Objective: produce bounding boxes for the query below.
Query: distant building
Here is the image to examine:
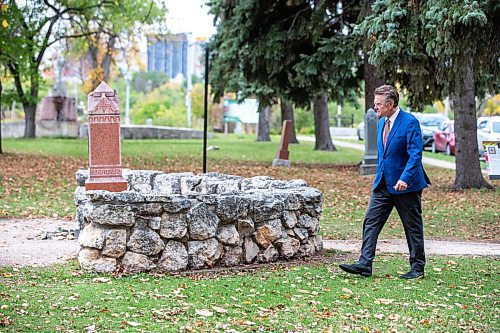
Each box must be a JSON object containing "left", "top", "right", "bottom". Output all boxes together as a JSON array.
[{"left": 147, "top": 33, "right": 188, "bottom": 79}]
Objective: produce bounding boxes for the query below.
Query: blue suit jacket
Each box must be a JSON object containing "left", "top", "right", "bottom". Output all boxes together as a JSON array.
[{"left": 373, "top": 109, "right": 430, "bottom": 194}]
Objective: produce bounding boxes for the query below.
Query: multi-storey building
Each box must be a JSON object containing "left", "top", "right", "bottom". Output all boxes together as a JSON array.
[{"left": 147, "top": 33, "right": 188, "bottom": 79}]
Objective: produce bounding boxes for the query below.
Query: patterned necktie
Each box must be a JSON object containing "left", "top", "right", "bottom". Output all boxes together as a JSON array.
[{"left": 383, "top": 118, "right": 391, "bottom": 148}]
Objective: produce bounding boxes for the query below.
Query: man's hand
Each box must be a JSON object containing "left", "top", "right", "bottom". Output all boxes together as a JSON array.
[{"left": 394, "top": 180, "right": 408, "bottom": 191}]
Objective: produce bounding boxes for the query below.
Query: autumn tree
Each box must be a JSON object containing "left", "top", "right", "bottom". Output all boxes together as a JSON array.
[
  {"left": 67, "top": 1, "right": 166, "bottom": 93},
  {"left": 0, "top": 0, "right": 165, "bottom": 138},
  {"left": 208, "top": 0, "right": 363, "bottom": 148},
  {"left": 359, "top": 0, "right": 499, "bottom": 189}
]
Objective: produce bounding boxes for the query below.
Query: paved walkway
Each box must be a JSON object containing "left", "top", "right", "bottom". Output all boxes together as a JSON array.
[
  {"left": 298, "top": 135, "right": 470, "bottom": 171},
  {"left": 323, "top": 239, "right": 500, "bottom": 256}
]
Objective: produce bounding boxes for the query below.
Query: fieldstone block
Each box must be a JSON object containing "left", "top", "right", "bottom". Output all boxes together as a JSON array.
[
  {"left": 217, "top": 225, "right": 239, "bottom": 246},
  {"left": 153, "top": 173, "right": 193, "bottom": 195},
  {"left": 275, "top": 236, "right": 300, "bottom": 258},
  {"left": 160, "top": 212, "right": 188, "bottom": 239},
  {"left": 243, "top": 237, "right": 259, "bottom": 263},
  {"left": 148, "top": 216, "right": 162, "bottom": 230},
  {"left": 138, "top": 203, "right": 163, "bottom": 215},
  {"left": 282, "top": 210, "right": 298, "bottom": 228},
  {"left": 75, "top": 169, "right": 89, "bottom": 186},
  {"left": 121, "top": 251, "right": 156, "bottom": 272},
  {"left": 293, "top": 227, "right": 308, "bottom": 242},
  {"left": 188, "top": 202, "right": 219, "bottom": 240},
  {"left": 85, "top": 204, "right": 135, "bottom": 226},
  {"left": 129, "top": 170, "right": 161, "bottom": 194},
  {"left": 254, "top": 219, "right": 282, "bottom": 248},
  {"left": 187, "top": 238, "right": 222, "bottom": 269},
  {"left": 216, "top": 195, "right": 250, "bottom": 223},
  {"left": 102, "top": 229, "right": 127, "bottom": 258},
  {"left": 79, "top": 248, "right": 116, "bottom": 273},
  {"left": 237, "top": 219, "right": 255, "bottom": 237},
  {"left": 78, "top": 223, "right": 106, "bottom": 249},
  {"left": 158, "top": 241, "right": 188, "bottom": 271},
  {"left": 127, "top": 227, "right": 165, "bottom": 256},
  {"left": 253, "top": 194, "right": 285, "bottom": 223},
  {"left": 297, "top": 243, "right": 315, "bottom": 257},
  {"left": 181, "top": 176, "right": 202, "bottom": 194},
  {"left": 220, "top": 246, "right": 242, "bottom": 266},
  {"left": 257, "top": 245, "right": 279, "bottom": 263},
  {"left": 163, "top": 196, "right": 191, "bottom": 213}
]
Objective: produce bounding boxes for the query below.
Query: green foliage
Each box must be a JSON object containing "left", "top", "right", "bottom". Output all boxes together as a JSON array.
[
  {"left": 358, "top": 0, "right": 499, "bottom": 108},
  {"left": 132, "top": 71, "right": 168, "bottom": 94},
  {"left": 191, "top": 82, "right": 211, "bottom": 120},
  {"left": 208, "top": 0, "right": 364, "bottom": 106},
  {"left": 130, "top": 83, "right": 186, "bottom": 127}
]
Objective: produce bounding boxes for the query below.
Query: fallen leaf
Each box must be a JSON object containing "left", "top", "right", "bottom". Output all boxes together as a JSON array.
[
  {"left": 212, "top": 306, "right": 228, "bottom": 313},
  {"left": 195, "top": 309, "right": 213, "bottom": 317},
  {"left": 388, "top": 314, "right": 400, "bottom": 321},
  {"left": 93, "top": 277, "right": 110, "bottom": 283},
  {"left": 375, "top": 298, "right": 394, "bottom": 305},
  {"left": 123, "top": 321, "right": 140, "bottom": 327}
]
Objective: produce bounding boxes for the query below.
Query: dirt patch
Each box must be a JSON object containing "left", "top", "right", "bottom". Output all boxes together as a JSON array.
[{"left": 0, "top": 218, "right": 79, "bottom": 267}]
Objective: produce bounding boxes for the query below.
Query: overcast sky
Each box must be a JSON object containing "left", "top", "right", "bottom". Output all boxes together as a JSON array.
[{"left": 165, "top": 0, "right": 216, "bottom": 39}]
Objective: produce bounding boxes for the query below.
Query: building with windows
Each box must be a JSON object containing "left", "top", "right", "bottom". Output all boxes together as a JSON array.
[{"left": 147, "top": 33, "right": 188, "bottom": 80}]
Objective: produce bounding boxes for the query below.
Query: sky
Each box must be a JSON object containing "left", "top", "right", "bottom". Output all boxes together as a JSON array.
[{"left": 165, "top": 0, "right": 216, "bottom": 39}]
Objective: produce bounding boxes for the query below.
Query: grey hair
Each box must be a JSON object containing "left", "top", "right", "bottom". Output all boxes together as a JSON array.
[{"left": 374, "top": 85, "right": 399, "bottom": 106}]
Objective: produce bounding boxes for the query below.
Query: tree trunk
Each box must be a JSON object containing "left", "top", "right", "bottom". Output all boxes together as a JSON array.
[
  {"left": 313, "top": 92, "right": 335, "bottom": 151},
  {"left": 0, "top": 77, "right": 3, "bottom": 154},
  {"left": 364, "top": 58, "right": 386, "bottom": 111},
  {"left": 257, "top": 100, "right": 271, "bottom": 142},
  {"left": 280, "top": 99, "right": 298, "bottom": 144},
  {"left": 452, "top": 58, "right": 492, "bottom": 189},
  {"left": 23, "top": 103, "right": 37, "bottom": 138},
  {"left": 101, "top": 36, "right": 116, "bottom": 82}
]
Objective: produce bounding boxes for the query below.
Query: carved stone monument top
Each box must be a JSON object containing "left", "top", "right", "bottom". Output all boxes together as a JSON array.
[{"left": 88, "top": 81, "right": 120, "bottom": 115}]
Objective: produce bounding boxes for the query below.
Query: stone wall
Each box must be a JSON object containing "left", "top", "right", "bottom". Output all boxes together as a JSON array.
[
  {"left": 75, "top": 170, "right": 323, "bottom": 273},
  {"left": 1, "top": 121, "right": 80, "bottom": 138},
  {"left": 79, "top": 124, "right": 212, "bottom": 140}
]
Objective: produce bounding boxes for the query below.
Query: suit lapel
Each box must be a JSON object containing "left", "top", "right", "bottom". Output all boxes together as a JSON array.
[
  {"left": 384, "top": 111, "right": 404, "bottom": 154},
  {"left": 378, "top": 118, "right": 385, "bottom": 153}
]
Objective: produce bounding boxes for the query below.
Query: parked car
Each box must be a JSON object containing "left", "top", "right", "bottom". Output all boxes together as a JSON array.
[
  {"left": 412, "top": 113, "right": 449, "bottom": 148},
  {"left": 432, "top": 120, "right": 455, "bottom": 155},
  {"left": 357, "top": 121, "right": 365, "bottom": 140},
  {"left": 477, "top": 116, "right": 500, "bottom": 155}
]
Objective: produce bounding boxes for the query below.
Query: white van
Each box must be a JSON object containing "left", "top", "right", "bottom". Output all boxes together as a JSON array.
[{"left": 477, "top": 116, "right": 500, "bottom": 154}]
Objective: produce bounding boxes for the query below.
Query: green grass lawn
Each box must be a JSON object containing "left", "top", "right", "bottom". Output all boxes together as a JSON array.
[
  {"left": 0, "top": 254, "right": 498, "bottom": 332},
  {"left": 2, "top": 135, "right": 364, "bottom": 164}
]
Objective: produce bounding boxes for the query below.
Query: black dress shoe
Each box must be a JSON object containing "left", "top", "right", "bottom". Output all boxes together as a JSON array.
[
  {"left": 399, "top": 271, "right": 424, "bottom": 279},
  {"left": 339, "top": 263, "right": 372, "bottom": 277}
]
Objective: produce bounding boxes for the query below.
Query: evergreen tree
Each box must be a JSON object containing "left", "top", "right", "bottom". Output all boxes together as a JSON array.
[{"left": 359, "top": 0, "right": 499, "bottom": 189}]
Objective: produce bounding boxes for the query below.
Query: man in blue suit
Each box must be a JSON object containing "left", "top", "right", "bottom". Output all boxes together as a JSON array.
[{"left": 340, "top": 85, "right": 430, "bottom": 279}]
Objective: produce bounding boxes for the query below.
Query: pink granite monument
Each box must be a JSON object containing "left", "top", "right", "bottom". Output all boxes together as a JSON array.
[
  {"left": 85, "top": 82, "right": 128, "bottom": 192},
  {"left": 272, "top": 120, "right": 292, "bottom": 167}
]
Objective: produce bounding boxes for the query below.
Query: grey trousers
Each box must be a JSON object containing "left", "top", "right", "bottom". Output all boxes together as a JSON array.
[{"left": 358, "top": 180, "right": 426, "bottom": 272}]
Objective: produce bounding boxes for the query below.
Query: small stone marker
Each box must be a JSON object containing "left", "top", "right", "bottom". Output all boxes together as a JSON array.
[
  {"left": 85, "top": 82, "right": 128, "bottom": 192},
  {"left": 359, "top": 108, "right": 378, "bottom": 175},
  {"left": 272, "top": 120, "right": 292, "bottom": 167}
]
